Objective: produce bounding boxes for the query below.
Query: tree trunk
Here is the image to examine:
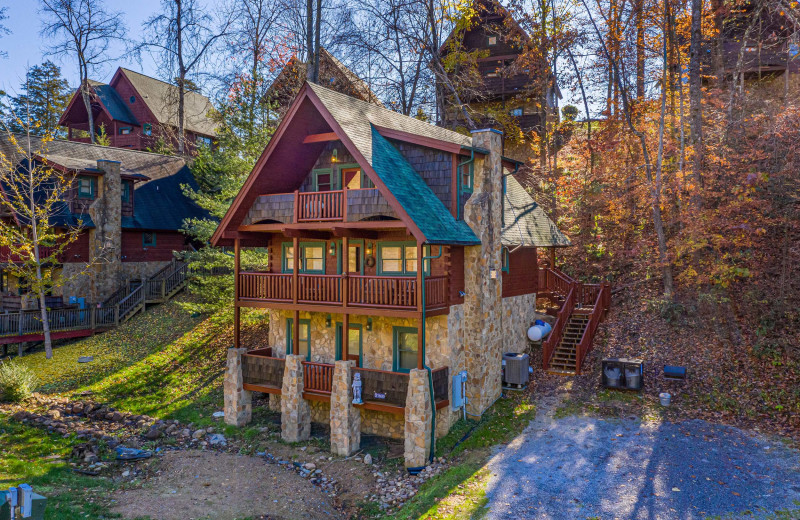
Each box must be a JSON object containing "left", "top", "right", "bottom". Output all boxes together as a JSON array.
[
  {"left": 635, "top": 0, "right": 645, "bottom": 98},
  {"left": 314, "top": 0, "right": 322, "bottom": 82},
  {"left": 80, "top": 79, "right": 95, "bottom": 144},
  {"left": 689, "top": 0, "right": 704, "bottom": 199},
  {"left": 306, "top": 0, "right": 315, "bottom": 82},
  {"left": 38, "top": 288, "right": 53, "bottom": 359},
  {"left": 177, "top": 0, "right": 186, "bottom": 154}
]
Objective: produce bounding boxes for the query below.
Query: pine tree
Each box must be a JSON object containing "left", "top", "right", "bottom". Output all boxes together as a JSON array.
[{"left": 9, "top": 62, "right": 71, "bottom": 138}]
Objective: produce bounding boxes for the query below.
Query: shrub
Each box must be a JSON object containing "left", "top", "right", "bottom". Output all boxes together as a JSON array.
[{"left": 0, "top": 360, "right": 38, "bottom": 402}]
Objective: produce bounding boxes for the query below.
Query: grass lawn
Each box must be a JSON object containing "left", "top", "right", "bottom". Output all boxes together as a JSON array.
[
  {"left": 0, "top": 413, "right": 122, "bottom": 519},
  {"left": 381, "top": 393, "right": 536, "bottom": 520}
]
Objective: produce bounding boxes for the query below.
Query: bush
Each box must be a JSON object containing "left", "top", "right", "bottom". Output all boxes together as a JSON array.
[{"left": 0, "top": 360, "right": 38, "bottom": 402}]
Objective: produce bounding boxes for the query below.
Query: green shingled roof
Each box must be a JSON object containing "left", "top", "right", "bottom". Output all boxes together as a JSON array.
[
  {"left": 370, "top": 127, "right": 479, "bottom": 245},
  {"left": 503, "top": 175, "right": 571, "bottom": 247}
]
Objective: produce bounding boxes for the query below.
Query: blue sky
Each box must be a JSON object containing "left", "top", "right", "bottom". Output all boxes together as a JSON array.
[{"left": 0, "top": 0, "right": 167, "bottom": 94}]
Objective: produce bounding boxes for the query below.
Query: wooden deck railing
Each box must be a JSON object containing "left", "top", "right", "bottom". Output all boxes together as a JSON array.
[
  {"left": 298, "top": 275, "right": 342, "bottom": 304},
  {"left": 574, "top": 285, "right": 609, "bottom": 374},
  {"left": 303, "top": 361, "right": 334, "bottom": 394},
  {"left": 297, "top": 190, "right": 345, "bottom": 221},
  {"left": 238, "top": 272, "right": 448, "bottom": 311},
  {"left": 352, "top": 366, "right": 410, "bottom": 407},
  {"left": 542, "top": 282, "right": 576, "bottom": 371},
  {"left": 242, "top": 349, "right": 285, "bottom": 390}
]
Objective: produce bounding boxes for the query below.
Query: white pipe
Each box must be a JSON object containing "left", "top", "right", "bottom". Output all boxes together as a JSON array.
[{"left": 460, "top": 371, "right": 468, "bottom": 421}]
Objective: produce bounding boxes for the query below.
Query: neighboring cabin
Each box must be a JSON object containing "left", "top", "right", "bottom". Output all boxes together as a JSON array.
[
  {"left": 437, "top": 0, "right": 560, "bottom": 137},
  {"left": 214, "top": 81, "right": 571, "bottom": 468},
  {"left": 59, "top": 68, "right": 217, "bottom": 151},
  {"left": 0, "top": 135, "right": 208, "bottom": 309},
  {"left": 264, "top": 47, "right": 383, "bottom": 119}
]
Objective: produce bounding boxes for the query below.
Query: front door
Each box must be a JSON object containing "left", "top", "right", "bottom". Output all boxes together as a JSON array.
[{"left": 335, "top": 322, "right": 362, "bottom": 366}]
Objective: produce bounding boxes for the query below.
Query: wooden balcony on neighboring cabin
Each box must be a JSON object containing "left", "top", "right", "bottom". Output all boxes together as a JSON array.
[
  {"left": 237, "top": 272, "right": 448, "bottom": 316},
  {"left": 244, "top": 187, "right": 397, "bottom": 226}
]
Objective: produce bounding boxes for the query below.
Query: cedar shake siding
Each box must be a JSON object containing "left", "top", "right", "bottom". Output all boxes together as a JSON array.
[{"left": 502, "top": 247, "right": 538, "bottom": 298}]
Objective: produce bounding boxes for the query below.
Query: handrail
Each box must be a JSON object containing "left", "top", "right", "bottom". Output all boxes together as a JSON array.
[
  {"left": 574, "top": 284, "right": 608, "bottom": 374},
  {"left": 542, "top": 282, "right": 576, "bottom": 371},
  {"left": 297, "top": 190, "right": 345, "bottom": 221},
  {"left": 302, "top": 361, "right": 334, "bottom": 394}
]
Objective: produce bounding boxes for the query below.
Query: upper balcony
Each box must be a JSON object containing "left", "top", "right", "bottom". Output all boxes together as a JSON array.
[{"left": 244, "top": 187, "right": 397, "bottom": 226}]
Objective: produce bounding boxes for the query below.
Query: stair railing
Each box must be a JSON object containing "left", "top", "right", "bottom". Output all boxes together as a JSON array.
[
  {"left": 542, "top": 281, "right": 576, "bottom": 371},
  {"left": 573, "top": 283, "right": 610, "bottom": 374}
]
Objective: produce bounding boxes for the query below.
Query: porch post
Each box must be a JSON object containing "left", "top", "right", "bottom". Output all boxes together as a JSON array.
[
  {"left": 234, "top": 237, "right": 241, "bottom": 350},
  {"left": 417, "top": 242, "right": 424, "bottom": 371},
  {"left": 549, "top": 247, "right": 556, "bottom": 269},
  {"left": 341, "top": 236, "right": 349, "bottom": 361},
  {"left": 292, "top": 236, "right": 300, "bottom": 356}
]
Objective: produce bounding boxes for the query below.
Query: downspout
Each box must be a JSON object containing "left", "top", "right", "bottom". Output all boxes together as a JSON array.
[
  {"left": 456, "top": 149, "right": 475, "bottom": 221},
  {"left": 420, "top": 244, "right": 444, "bottom": 465}
]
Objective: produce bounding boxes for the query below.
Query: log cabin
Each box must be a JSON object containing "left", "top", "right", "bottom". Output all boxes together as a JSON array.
[
  {"left": 0, "top": 134, "right": 208, "bottom": 311},
  {"left": 213, "top": 81, "right": 598, "bottom": 468},
  {"left": 58, "top": 68, "right": 217, "bottom": 151}
]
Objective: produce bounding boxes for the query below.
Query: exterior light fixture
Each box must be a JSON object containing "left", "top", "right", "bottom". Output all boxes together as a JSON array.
[
  {"left": 326, "top": 314, "right": 332, "bottom": 327},
  {"left": 329, "top": 241, "right": 336, "bottom": 256},
  {"left": 331, "top": 148, "right": 338, "bottom": 163},
  {"left": 365, "top": 242, "right": 373, "bottom": 257},
  {"left": 366, "top": 318, "right": 372, "bottom": 331}
]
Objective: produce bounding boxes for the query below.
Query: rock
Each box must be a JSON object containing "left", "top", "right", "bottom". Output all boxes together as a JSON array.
[
  {"left": 122, "top": 470, "right": 130, "bottom": 477},
  {"left": 144, "top": 429, "right": 162, "bottom": 440},
  {"left": 364, "top": 454, "right": 373, "bottom": 465},
  {"left": 212, "top": 411, "right": 225, "bottom": 418},
  {"left": 304, "top": 462, "right": 316, "bottom": 471},
  {"left": 180, "top": 429, "right": 191, "bottom": 437},
  {"left": 84, "top": 453, "right": 99, "bottom": 464},
  {"left": 192, "top": 430, "right": 206, "bottom": 440},
  {"left": 208, "top": 434, "right": 227, "bottom": 446}
]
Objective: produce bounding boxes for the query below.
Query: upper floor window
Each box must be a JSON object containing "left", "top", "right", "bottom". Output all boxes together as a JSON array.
[
  {"left": 377, "top": 242, "right": 430, "bottom": 276},
  {"left": 77, "top": 176, "right": 96, "bottom": 199},
  {"left": 121, "top": 181, "right": 132, "bottom": 204},
  {"left": 461, "top": 162, "right": 474, "bottom": 193},
  {"left": 487, "top": 36, "right": 498, "bottom": 46},
  {"left": 502, "top": 247, "right": 510, "bottom": 273},
  {"left": 282, "top": 242, "right": 325, "bottom": 273},
  {"left": 129, "top": 96, "right": 136, "bottom": 103},
  {"left": 143, "top": 123, "right": 152, "bottom": 136},
  {"left": 119, "top": 127, "right": 132, "bottom": 135},
  {"left": 143, "top": 232, "right": 157, "bottom": 247}
]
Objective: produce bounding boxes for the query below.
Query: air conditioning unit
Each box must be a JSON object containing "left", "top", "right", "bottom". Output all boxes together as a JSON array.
[{"left": 502, "top": 353, "right": 529, "bottom": 386}]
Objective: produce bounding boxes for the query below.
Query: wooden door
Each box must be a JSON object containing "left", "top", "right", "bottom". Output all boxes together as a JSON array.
[{"left": 336, "top": 323, "right": 362, "bottom": 366}]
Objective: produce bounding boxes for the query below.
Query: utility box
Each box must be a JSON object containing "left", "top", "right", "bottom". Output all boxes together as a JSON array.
[
  {"left": 1, "top": 485, "right": 47, "bottom": 520},
  {"left": 452, "top": 372, "right": 467, "bottom": 409},
  {"left": 503, "top": 353, "right": 530, "bottom": 386}
]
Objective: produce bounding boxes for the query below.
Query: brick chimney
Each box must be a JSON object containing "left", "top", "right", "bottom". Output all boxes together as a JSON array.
[{"left": 461, "top": 128, "right": 504, "bottom": 417}]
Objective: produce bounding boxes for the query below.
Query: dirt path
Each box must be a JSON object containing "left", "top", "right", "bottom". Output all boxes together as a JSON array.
[{"left": 111, "top": 450, "right": 343, "bottom": 520}]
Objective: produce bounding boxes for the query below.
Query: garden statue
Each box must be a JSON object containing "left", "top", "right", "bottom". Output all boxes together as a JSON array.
[{"left": 352, "top": 373, "right": 363, "bottom": 404}]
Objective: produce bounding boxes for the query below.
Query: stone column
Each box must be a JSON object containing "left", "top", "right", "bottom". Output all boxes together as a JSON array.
[
  {"left": 281, "top": 354, "right": 311, "bottom": 442},
  {"left": 87, "top": 160, "right": 123, "bottom": 302},
  {"left": 223, "top": 348, "right": 252, "bottom": 427},
  {"left": 404, "top": 368, "right": 432, "bottom": 468},
  {"left": 330, "top": 360, "right": 360, "bottom": 456},
  {"left": 462, "top": 129, "right": 504, "bottom": 417}
]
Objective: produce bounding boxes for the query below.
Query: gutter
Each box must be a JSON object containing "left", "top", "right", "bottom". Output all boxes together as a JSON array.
[{"left": 420, "top": 244, "right": 444, "bottom": 465}]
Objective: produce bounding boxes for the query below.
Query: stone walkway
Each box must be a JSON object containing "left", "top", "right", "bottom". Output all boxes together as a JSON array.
[{"left": 483, "top": 396, "right": 800, "bottom": 519}]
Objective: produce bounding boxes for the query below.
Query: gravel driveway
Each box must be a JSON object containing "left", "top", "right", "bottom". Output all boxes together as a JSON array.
[{"left": 484, "top": 397, "right": 800, "bottom": 519}]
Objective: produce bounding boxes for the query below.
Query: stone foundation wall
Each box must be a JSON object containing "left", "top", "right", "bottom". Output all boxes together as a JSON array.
[
  {"left": 59, "top": 260, "right": 172, "bottom": 303},
  {"left": 360, "top": 409, "right": 404, "bottom": 439},
  {"left": 501, "top": 293, "right": 537, "bottom": 354},
  {"left": 310, "top": 400, "right": 331, "bottom": 424}
]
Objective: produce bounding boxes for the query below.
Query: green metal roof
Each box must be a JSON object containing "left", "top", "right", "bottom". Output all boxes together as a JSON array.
[{"left": 371, "top": 127, "right": 479, "bottom": 245}]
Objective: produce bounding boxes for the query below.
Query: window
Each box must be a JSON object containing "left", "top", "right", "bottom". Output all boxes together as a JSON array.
[
  {"left": 312, "top": 168, "right": 335, "bottom": 191},
  {"left": 197, "top": 135, "right": 212, "bottom": 147},
  {"left": 509, "top": 108, "right": 523, "bottom": 117},
  {"left": 461, "top": 163, "right": 474, "bottom": 193},
  {"left": 502, "top": 247, "right": 510, "bottom": 273},
  {"left": 393, "top": 327, "right": 418, "bottom": 372},
  {"left": 129, "top": 96, "right": 136, "bottom": 103},
  {"left": 121, "top": 181, "right": 132, "bottom": 203},
  {"left": 286, "top": 318, "right": 311, "bottom": 360},
  {"left": 119, "top": 127, "right": 132, "bottom": 135},
  {"left": 282, "top": 242, "right": 325, "bottom": 273},
  {"left": 487, "top": 36, "right": 497, "bottom": 46},
  {"left": 77, "top": 176, "right": 95, "bottom": 199},
  {"left": 143, "top": 232, "right": 156, "bottom": 247},
  {"left": 377, "top": 242, "right": 429, "bottom": 276},
  {"left": 143, "top": 123, "right": 152, "bottom": 136}
]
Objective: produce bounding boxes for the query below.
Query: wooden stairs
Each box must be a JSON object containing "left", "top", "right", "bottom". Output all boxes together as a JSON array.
[{"left": 538, "top": 267, "right": 611, "bottom": 375}]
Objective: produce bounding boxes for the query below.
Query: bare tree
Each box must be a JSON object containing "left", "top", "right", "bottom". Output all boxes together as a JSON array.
[
  {"left": 39, "top": 0, "right": 126, "bottom": 144},
  {"left": 688, "top": 0, "right": 703, "bottom": 198},
  {"left": 139, "top": 0, "right": 231, "bottom": 154},
  {"left": 0, "top": 6, "right": 10, "bottom": 58}
]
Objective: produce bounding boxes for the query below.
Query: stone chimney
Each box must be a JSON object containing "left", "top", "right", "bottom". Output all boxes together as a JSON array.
[
  {"left": 87, "top": 159, "right": 123, "bottom": 302},
  {"left": 461, "top": 129, "right": 504, "bottom": 417}
]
